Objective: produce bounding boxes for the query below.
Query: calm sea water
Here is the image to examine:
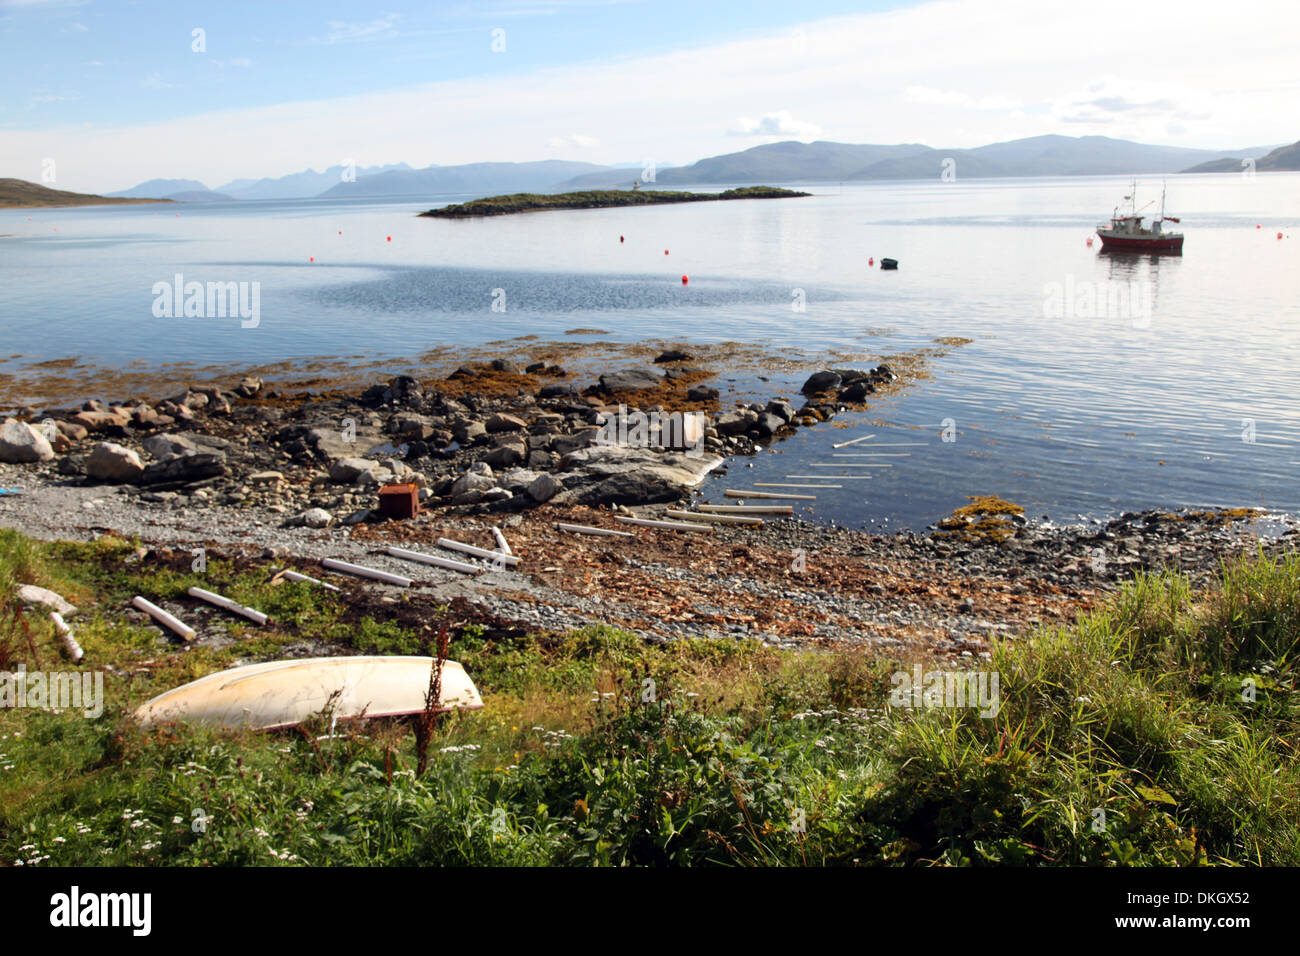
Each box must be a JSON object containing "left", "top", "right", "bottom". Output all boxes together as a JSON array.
[{"left": 2, "top": 174, "right": 1298, "bottom": 529}]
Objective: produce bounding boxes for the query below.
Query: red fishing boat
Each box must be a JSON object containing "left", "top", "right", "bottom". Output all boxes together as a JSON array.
[{"left": 1096, "top": 181, "right": 1184, "bottom": 253}]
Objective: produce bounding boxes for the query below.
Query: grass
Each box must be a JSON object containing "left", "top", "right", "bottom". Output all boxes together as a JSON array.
[
  {"left": 421, "top": 186, "right": 812, "bottom": 218},
  {"left": 1, "top": 528, "right": 1297, "bottom": 866}
]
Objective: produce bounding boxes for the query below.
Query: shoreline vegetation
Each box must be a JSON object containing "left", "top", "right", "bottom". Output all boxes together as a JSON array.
[
  {"left": 419, "top": 186, "right": 812, "bottom": 218},
  {"left": 0, "top": 178, "right": 173, "bottom": 210},
  {"left": 1, "top": 526, "right": 1297, "bottom": 865}
]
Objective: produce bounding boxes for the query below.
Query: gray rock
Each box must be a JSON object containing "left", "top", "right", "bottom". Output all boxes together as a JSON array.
[
  {"left": 142, "top": 433, "right": 200, "bottom": 461},
  {"left": 527, "top": 472, "right": 563, "bottom": 503},
  {"left": 539, "top": 383, "right": 578, "bottom": 399},
  {"left": 85, "top": 442, "right": 144, "bottom": 483},
  {"left": 753, "top": 412, "right": 786, "bottom": 437},
  {"left": 138, "top": 453, "right": 227, "bottom": 486},
  {"left": 765, "top": 400, "right": 796, "bottom": 422},
  {"left": 560, "top": 444, "right": 723, "bottom": 505},
  {"left": 483, "top": 442, "right": 526, "bottom": 469},
  {"left": 330, "top": 457, "right": 379, "bottom": 483},
  {"left": 234, "top": 376, "right": 264, "bottom": 398},
  {"left": 801, "top": 370, "right": 841, "bottom": 394},
  {"left": 0, "top": 422, "right": 54, "bottom": 463},
  {"left": 653, "top": 349, "right": 692, "bottom": 363},
  {"left": 297, "top": 507, "right": 332, "bottom": 528},
  {"left": 715, "top": 409, "right": 758, "bottom": 436},
  {"left": 486, "top": 412, "right": 527, "bottom": 433},
  {"left": 451, "top": 470, "right": 496, "bottom": 496},
  {"left": 600, "top": 368, "right": 661, "bottom": 392},
  {"left": 687, "top": 385, "right": 720, "bottom": 402},
  {"left": 455, "top": 420, "right": 487, "bottom": 444}
]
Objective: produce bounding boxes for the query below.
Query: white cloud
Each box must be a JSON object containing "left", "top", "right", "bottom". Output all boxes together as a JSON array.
[
  {"left": 728, "top": 110, "right": 822, "bottom": 139},
  {"left": 547, "top": 133, "right": 600, "bottom": 148}
]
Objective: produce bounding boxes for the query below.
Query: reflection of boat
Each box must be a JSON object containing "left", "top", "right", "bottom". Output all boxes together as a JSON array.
[{"left": 1097, "top": 181, "right": 1183, "bottom": 253}]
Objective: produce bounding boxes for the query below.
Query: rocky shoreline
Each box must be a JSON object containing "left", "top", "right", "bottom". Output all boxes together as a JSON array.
[{"left": 2, "top": 354, "right": 1295, "bottom": 659}]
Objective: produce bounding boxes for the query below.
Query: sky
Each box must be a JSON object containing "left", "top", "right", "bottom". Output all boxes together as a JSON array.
[{"left": 2, "top": 0, "right": 1297, "bottom": 193}]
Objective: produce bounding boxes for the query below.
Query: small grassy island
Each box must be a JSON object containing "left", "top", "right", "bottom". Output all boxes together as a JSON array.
[{"left": 420, "top": 185, "right": 811, "bottom": 218}]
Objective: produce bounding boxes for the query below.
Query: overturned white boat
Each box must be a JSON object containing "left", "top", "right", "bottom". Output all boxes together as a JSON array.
[{"left": 134, "top": 656, "right": 483, "bottom": 730}]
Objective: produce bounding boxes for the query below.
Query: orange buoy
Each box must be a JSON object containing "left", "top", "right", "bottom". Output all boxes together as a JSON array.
[
  {"left": 681, "top": 275, "right": 689, "bottom": 285},
  {"left": 1086, "top": 236, "right": 1094, "bottom": 246}
]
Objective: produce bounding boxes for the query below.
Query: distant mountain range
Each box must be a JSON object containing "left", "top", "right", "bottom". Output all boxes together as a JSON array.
[
  {"left": 64, "top": 134, "right": 1300, "bottom": 205},
  {"left": 315, "top": 160, "right": 616, "bottom": 199},
  {"left": 566, "top": 136, "right": 1280, "bottom": 187},
  {"left": 216, "top": 163, "right": 413, "bottom": 200},
  {"left": 1181, "top": 140, "right": 1300, "bottom": 173}
]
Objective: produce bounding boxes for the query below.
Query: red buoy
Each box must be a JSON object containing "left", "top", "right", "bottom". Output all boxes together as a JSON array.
[
  {"left": 1279, "top": 232, "right": 1284, "bottom": 239},
  {"left": 681, "top": 275, "right": 689, "bottom": 285},
  {"left": 664, "top": 249, "right": 669, "bottom": 255},
  {"left": 619, "top": 235, "right": 624, "bottom": 243},
  {"left": 868, "top": 257, "right": 874, "bottom": 266},
  {"left": 310, "top": 256, "right": 315, "bottom": 262},
  {"left": 387, "top": 235, "right": 392, "bottom": 242},
  {"left": 1257, "top": 224, "right": 1262, "bottom": 229}
]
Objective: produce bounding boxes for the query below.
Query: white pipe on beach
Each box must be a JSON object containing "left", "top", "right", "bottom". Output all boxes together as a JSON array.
[
  {"left": 281, "top": 570, "right": 342, "bottom": 592},
  {"left": 698, "top": 503, "right": 794, "bottom": 515},
  {"left": 321, "top": 558, "right": 412, "bottom": 587},
  {"left": 437, "top": 537, "right": 520, "bottom": 566},
  {"left": 664, "top": 510, "right": 762, "bottom": 526},
  {"left": 724, "top": 490, "right": 816, "bottom": 500},
  {"left": 132, "top": 596, "right": 196, "bottom": 641},
  {"left": 491, "top": 527, "right": 513, "bottom": 556},
  {"left": 385, "top": 546, "right": 481, "bottom": 575},
  {"left": 555, "top": 522, "right": 635, "bottom": 537},
  {"left": 187, "top": 586, "right": 269, "bottom": 626},
  {"left": 50, "top": 612, "right": 84, "bottom": 663},
  {"left": 615, "top": 516, "right": 713, "bottom": 533}
]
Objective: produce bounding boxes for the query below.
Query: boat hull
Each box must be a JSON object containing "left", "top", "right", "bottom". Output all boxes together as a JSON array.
[
  {"left": 1097, "top": 233, "right": 1184, "bottom": 252},
  {"left": 134, "top": 656, "right": 484, "bottom": 730}
]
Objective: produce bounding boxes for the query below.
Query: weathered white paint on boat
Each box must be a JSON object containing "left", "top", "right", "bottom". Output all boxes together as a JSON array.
[{"left": 134, "top": 656, "right": 483, "bottom": 730}]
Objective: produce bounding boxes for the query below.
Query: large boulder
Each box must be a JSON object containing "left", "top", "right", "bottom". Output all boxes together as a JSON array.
[
  {"left": 451, "top": 469, "right": 496, "bottom": 497},
  {"left": 138, "top": 452, "right": 227, "bottom": 486},
  {"left": 329, "top": 458, "right": 380, "bottom": 484},
  {"left": 482, "top": 441, "right": 526, "bottom": 469},
  {"left": 85, "top": 442, "right": 144, "bottom": 483},
  {"left": 560, "top": 444, "right": 723, "bottom": 505},
  {"left": 800, "top": 370, "right": 842, "bottom": 394},
  {"left": 72, "top": 410, "right": 130, "bottom": 434},
  {"left": 142, "top": 433, "right": 200, "bottom": 461},
  {"left": 485, "top": 412, "right": 527, "bottom": 433},
  {"left": 0, "top": 422, "right": 54, "bottom": 463},
  {"left": 599, "top": 368, "right": 661, "bottom": 392}
]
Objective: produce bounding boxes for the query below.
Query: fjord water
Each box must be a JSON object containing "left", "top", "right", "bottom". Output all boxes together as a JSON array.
[{"left": 2, "top": 174, "right": 1297, "bottom": 529}]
